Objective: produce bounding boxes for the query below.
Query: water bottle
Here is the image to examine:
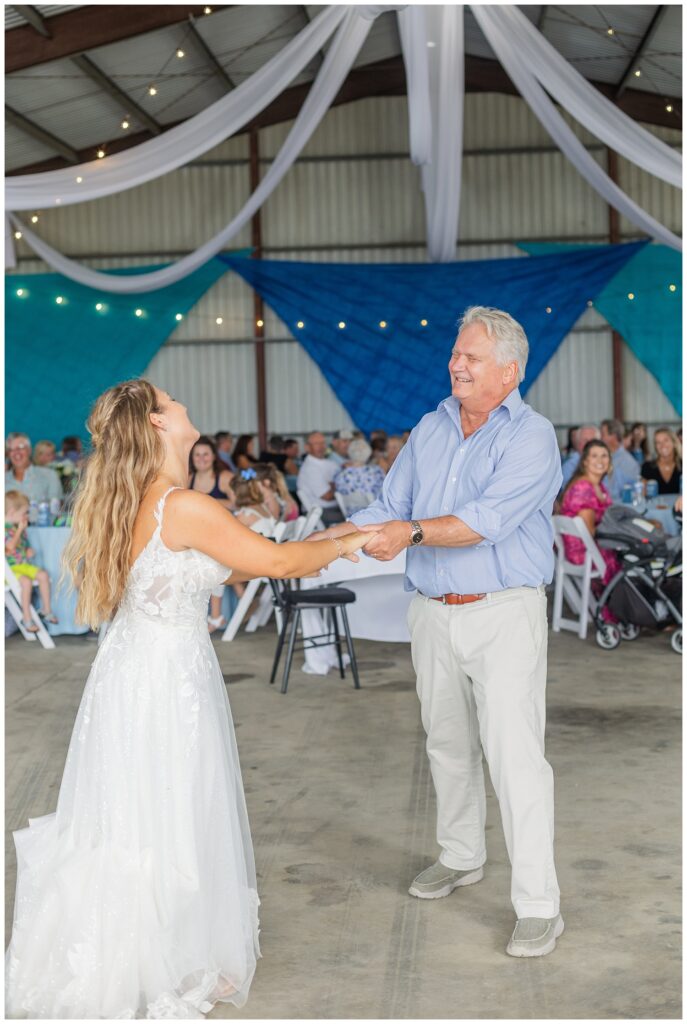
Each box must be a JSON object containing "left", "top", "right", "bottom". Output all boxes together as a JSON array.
[
  {"left": 621, "top": 484, "right": 634, "bottom": 505},
  {"left": 645, "top": 479, "right": 659, "bottom": 502},
  {"left": 631, "top": 480, "right": 645, "bottom": 513},
  {"left": 28, "top": 499, "right": 38, "bottom": 524},
  {"left": 49, "top": 497, "right": 62, "bottom": 520},
  {"left": 37, "top": 501, "right": 51, "bottom": 527}
]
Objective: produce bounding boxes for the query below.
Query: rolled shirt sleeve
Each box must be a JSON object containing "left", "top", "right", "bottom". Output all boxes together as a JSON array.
[{"left": 455, "top": 419, "right": 562, "bottom": 545}]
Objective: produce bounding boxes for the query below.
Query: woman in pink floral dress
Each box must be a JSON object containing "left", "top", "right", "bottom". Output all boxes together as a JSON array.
[{"left": 560, "top": 440, "right": 621, "bottom": 606}]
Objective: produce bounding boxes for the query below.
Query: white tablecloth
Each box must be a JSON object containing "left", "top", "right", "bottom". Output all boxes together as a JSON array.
[{"left": 299, "top": 551, "right": 414, "bottom": 674}]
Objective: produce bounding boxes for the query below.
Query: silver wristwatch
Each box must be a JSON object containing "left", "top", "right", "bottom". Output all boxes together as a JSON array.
[{"left": 409, "top": 520, "right": 424, "bottom": 545}]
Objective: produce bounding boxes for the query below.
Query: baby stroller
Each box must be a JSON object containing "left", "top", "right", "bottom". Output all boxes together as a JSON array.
[{"left": 592, "top": 504, "right": 682, "bottom": 654}]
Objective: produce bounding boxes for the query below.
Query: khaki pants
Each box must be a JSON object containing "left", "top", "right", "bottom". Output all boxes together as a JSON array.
[{"left": 407, "top": 586, "right": 560, "bottom": 919}]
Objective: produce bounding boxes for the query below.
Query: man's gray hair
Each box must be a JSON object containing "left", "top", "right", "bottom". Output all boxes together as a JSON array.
[
  {"left": 458, "top": 306, "right": 529, "bottom": 384},
  {"left": 601, "top": 418, "right": 625, "bottom": 443},
  {"left": 5, "top": 432, "right": 31, "bottom": 450}
]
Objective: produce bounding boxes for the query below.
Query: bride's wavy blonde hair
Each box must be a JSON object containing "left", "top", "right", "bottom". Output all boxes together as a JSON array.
[{"left": 62, "top": 379, "right": 165, "bottom": 628}]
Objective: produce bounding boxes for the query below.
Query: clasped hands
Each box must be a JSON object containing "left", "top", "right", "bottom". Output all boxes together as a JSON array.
[{"left": 310, "top": 520, "right": 411, "bottom": 563}]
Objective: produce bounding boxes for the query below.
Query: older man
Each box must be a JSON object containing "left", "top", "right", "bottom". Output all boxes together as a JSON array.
[
  {"left": 314, "top": 307, "right": 563, "bottom": 957},
  {"left": 560, "top": 424, "right": 600, "bottom": 489},
  {"left": 329, "top": 429, "right": 353, "bottom": 467},
  {"left": 296, "top": 431, "right": 342, "bottom": 525},
  {"left": 600, "top": 418, "right": 640, "bottom": 501},
  {"left": 5, "top": 433, "right": 62, "bottom": 503}
]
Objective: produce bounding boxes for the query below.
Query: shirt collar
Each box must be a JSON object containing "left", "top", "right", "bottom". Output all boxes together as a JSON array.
[{"left": 439, "top": 388, "right": 523, "bottom": 428}]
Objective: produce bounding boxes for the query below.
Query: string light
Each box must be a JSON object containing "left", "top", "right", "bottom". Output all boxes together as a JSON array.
[
  {"left": 256, "top": 318, "right": 264, "bottom": 327},
  {"left": 97, "top": 148, "right": 106, "bottom": 159},
  {"left": 420, "top": 318, "right": 428, "bottom": 326},
  {"left": 379, "top": 320, "right": 387, "bottom": 328},
  {"left": 666, "top": 104, "right": 673, "bottom": 113},
  {"left": 175, "top": 313, "right": 183, "bottom": 321},
  {"left": 215, "top": 316, "right": 223, "bottom": 325},
  {"left": 627, "top": 292, "right": 635, "bottom": 300},
  {"left": 634, "top": 69, "right": 641, "bottom": 77},
  {"left": 669, "top": 283, "right": 677, "bottom": 292},
  {"left": 149, "top": 85, "right": 158, "bottom": 96},
  {"left": 587, "top": 299, "right": 593, "bottom": 306},
  {"left": 76, "top": 176, "right": 83, "bottom": 183},
  {"left": 95, "top": 302, "right": 104, "bottom": 311},
  {"left": 135, "top": 308, "right": 143, "bottom": 317},
  {"left": 338, "top": 321, "right": 346, "bottom": 329},
  {"left": 30, "top": 214, "right": 39, "bottom": 223},
  {"left": 427, "top": 41, "right": 436, "bottom": 48},
  {"left": 545, "top": 306, "right": 552, "bottom": 314},
  {"left": 14, "top": 230, "right": 21, "bottom": 240},
  {"left": 121, "top": 119, "right": 130, "bottom": 130},
  {"left": 204, "top": 5, "right": 212, "bottom": 12},
  {"left": 55, "top": 296, "right": 64, "bottom": 305},
  {"left": 296, "top": 320, "right": 304, "bottom": 328},
  {"left": 55, "top": 197, "right": 61, "bottom": 204},
  {"left": 607, "top": 27, "right": 614, "bottom": 35},
  {"left": 176, "top": 48, "right": 185, "bottom": 58},
  {"left": 16, "top": 288, "right": 26, "bottom": 297}
]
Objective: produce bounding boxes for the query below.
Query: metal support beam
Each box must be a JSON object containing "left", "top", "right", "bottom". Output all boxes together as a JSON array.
[
  {"left": 5, "top": 105, "right": 80, "bottom": 163},
  {"left": 607, "top": 148, "right": 624, "bottom": 421},
  {"left": 187, "top": 14, "right": 235, "bottom": 90},
  {"left": 6, "top": 6, "right": 226, "bottom": 73},
  {"left": 615, "top": 5, "right": 669, "bottom": 99},
  {"left": 249, "top": 128, "right": 268, "bottom": 451},
  {"left": 12, "top": 5, "right": 51, "bottom": 38},
  {"left": 71, "top": 54, "right": 162, "bottom": 135}
]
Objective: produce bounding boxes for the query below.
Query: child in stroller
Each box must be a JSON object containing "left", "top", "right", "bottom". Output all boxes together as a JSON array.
[{"left": 592, "top": 504, "right": 682, "bottom": 653}]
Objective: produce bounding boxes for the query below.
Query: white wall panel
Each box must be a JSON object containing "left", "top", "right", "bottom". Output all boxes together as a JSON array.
[
  {"left": 527, "top": 328, "right": 614, "bottom": 429},
  {"left": 265, "top": 342, "right": 355, "bottom": 434}
]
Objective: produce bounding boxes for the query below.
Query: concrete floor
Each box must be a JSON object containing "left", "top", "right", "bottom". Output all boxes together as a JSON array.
[{"left": 5, "top": 619, "right": 682, "bottom": 1019}]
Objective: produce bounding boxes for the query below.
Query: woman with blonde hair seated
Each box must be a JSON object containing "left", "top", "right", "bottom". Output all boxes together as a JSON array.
[
  {"left": 641, "top": 427, "right": 682, "bottom": 495},
  {"left": 5, "top": 378, "right": 372, "bottom": 1020}
]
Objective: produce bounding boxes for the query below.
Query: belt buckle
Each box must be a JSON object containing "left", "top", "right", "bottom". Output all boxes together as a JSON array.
[{"left": 440, "top": 594, "right": 447, "bottom": 605}]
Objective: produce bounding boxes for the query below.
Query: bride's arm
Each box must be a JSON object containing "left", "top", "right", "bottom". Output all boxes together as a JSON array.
[{"left": 162, "top": 489, "right": 372, "bottom": 579}]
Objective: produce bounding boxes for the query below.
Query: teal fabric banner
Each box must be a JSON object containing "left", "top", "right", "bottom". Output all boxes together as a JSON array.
[
  {"left": 6, "top": 258, "right": 231, "bottom": 444},
  {"left": 519, "top": 241, "right": 682, "bottom": 415}
]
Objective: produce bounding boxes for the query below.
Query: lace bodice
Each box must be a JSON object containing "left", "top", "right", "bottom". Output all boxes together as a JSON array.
[{"left": 118, "top": 487, "right": 231, "bottom": 629}]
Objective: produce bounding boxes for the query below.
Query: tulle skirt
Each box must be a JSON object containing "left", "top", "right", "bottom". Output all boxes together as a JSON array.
[{"left": 6, "top": 612, "right": 260, "bottom": 1019}]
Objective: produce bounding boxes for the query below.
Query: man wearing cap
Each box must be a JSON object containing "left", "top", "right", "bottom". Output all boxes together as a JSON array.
[
  {"left": 310, "top": 306, "right": 564, "bottom": 958},
  {"left": 329, "top": 429, "right": 353, "bottom": 467}
]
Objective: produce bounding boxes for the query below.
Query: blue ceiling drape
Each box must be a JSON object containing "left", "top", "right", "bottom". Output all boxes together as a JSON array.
[
  {"left": 519, "top": 241, "right": 681, "bottom": 416},
  {"left": 223, "top": 242, "right": 646, "bottom": 434},
  {"left": 6, "top": 258, "right": 231, "bottom": 444}
]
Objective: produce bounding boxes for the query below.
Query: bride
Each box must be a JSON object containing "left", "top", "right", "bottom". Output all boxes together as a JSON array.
[{"left": 5, "top": 379, "right": 371, "bottom": 1019}]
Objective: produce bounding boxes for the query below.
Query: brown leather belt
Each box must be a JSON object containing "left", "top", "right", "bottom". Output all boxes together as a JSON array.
[{"left": 425, "top": 592, "right": 486, "bottom": 605}]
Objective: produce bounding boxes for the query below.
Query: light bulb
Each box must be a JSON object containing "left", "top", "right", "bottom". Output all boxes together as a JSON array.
[
  {"left": 95, "top": 302, "right": 104, "bottom": 311},
  {"left": 545, "top": 306, "right": 552, "bottom": 314},
  {"left": 427, "top": 41, "right": 436, "bottom": 48},
  {"left": 587, "top": 300, "right": 593, "bottom": 307},
  {"left": 135, "top": 308, "right": 143, "bottom": 317},
  {"left": 607, "top": 27, "right": 614, "bottom": 35},
  {"left": 420, "top": 318, "right": 428, "bottom": 326},
  {"left": 379, "top": 320, "right": 387, "bottom": 328},
  {"left": 16, "top": 288, "right": 25, "bottom": 297},
  {"left": 97, "top": 148, "right": 105, "bottom": 159},
  {"left": 256, "top": 318, "right": 264, "bottom": 328},
  {"left": 627, "top": 292, "right": 635, "bottom": 300},
  {"left": 215, "top": 316, "right": 223, "bottom": 325},
  {"left": 204, "top": 5, "right": 212, "bottom": 12},
  {"left": 76, "top": 176, "right": 83, "bottom": 183},
  {"left": 296, "top": 321, "right": 304, "bottom": 329},
  {"left": 176, "top": 48, "right": 185, "bottom": 58},
  {"left": 14, "top": 231, "right": 21, "bottom": 240},
  {"left": 55, "top": 197, "right": 61, "bottom": 204},
  {"left": 669, "top": 284, "right": 677, "bottom": 292},
  {"left": 55, "top": 296, "right": 64, "bottom": 305},
  {"left": 121, "top": 119, "right": 130, "bottom": 130},
  {"left": 666, "top": 104, "right": 673, "bottom": 113},
  {"left": 149, "top": 85, "right": 157, "bottom": 96},
  {"left": 30, "top": 214, "right": 38, "bottom": 223},
  {"left": 338, "top": 321, "right": 346, "bottom": 329},
  {"left": 175, "top": 313, "right": 183, "bottom": 321},
  {"left": 634, "top": 69, "right": 641, "bottom": 77}
]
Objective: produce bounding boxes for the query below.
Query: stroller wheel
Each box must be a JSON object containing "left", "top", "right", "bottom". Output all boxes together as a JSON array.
[
  {"left": 596, "top": 625, "right": 621, "bottom": 650},
  {"left": 670, "top": 629, "right": 682, "bottom": 655},
  {"left": 619, "top": 623, "right": 641, "bottom": 641}
]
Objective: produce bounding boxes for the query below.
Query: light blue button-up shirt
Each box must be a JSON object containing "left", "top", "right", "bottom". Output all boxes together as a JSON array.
[
  {"left": 605, "top": 446, "right": 640, "bottom": 501},
  {"left": 349, "top": 390, "right": 562, "bottom": 595}
]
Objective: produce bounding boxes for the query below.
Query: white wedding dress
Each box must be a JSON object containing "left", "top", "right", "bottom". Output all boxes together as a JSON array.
[{"left": 6, "top": 488, "right": 260, "bottom": 1019}]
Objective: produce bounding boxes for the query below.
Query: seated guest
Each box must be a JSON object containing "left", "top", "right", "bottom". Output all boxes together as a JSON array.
[
  {"left": 328, "top": 429, "right": 353, "bottom": 467},
  {"left": 297, "top": 431, "right": 341, "bottom": 525},
  {"left": 334, "top": 439, "right": 385, "bottom": 507},
  {"left": 189, "top": 436, "right": 235, "bottom": 632},
  {"left": 600, "top": 418, "right": 640, "bottom": 501},
  {"left": 560, "top": 425, "right": 599, "bottom": 490},
  {"left": 254, "top": 463, "right": 299, "bottom": 523},
  {"left": 214, "top": 430, "right": 237, "bottom": 472},
  {"left": 231, "top": 470, "right": 278, "bottom": 537},
  {"left": 5, "top": 433, "right": 62, "bottom": 503},
  {"left": 386, "top": 435, "right": 405, "bottom": 469},
  {"left": 370, "top": 436, "right": 389, "bottom": 472},
  {"left": 232, "top": 434, "right": 258, "bottom": 471},
  {"left": 33, "top": 440, "right": 57, "bottom": 467},
  {"left": 562, "top": 426, "right": 579, "bottom": 459},
  {"left": 559, "top": 440, "right": 621, "bottom": 613},
  {"left": 259, "top": 434, "right": 288, "bottom": 473},
  {"left": 626, "top": 423, "right": 648, "bottom": 463},
  {"left": 60, "top": 435, "right": 83, "bottom": 465},
  {"left": 5, "top": 490, "right": 58, "bottom": 631},
  {"left": 283, "top": 438, "right": 301, "bottom": 468},
  {"left": 642, "top": 428, "right": 681, "bottom": 495}
]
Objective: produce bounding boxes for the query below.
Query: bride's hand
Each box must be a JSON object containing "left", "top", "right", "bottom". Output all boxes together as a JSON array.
[{"left": 337, "top": 530, "right": 378, "bottom": 563}]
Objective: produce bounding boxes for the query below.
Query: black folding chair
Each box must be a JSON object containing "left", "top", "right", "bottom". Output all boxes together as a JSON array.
[{"left": 268, "top": 579, "right": 361, "bottom": 694}]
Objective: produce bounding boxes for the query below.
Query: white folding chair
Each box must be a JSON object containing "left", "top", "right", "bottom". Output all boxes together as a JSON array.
[
  {"left": 297, "top": 506, "right": 323, "bottom": 538},
  {"left": 221, "top": 520, "right": 297, "bottom": 642},
  {"left": 297, "top": 488, "right": 313, "bottom": 512},
  {"left": 245, "top": 518, "right": 304, "bottom": 634},
  {"left": 4, "top": 558, "right": 56, "bottom": 649},
  {"left": 552, "top": 516, "right": 609, "bottom": 639},
  {"left": 335, "top": 490, "right": 374, "bottom": 517}
]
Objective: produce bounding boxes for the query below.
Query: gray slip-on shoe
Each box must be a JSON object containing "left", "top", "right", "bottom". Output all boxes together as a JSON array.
[
  {"left": 408, "top": 860, "right": 484, "bottom": 899},
  {"left": 506, "top": 914, "right": 564, "bottom": 957}
]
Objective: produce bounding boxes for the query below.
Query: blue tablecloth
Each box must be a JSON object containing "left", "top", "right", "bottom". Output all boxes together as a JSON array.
[
  {"left": 622, "top": 494, "right": 681, "bottom": 537},
  {"left": 26, "top": 526, "right": 88, "bottom": 636}
]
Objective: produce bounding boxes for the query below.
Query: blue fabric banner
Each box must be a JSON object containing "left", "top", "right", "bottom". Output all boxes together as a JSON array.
[
  {"left": 223, "top": 243, "right": 646, "bottom": 434},
  {"left": 519, "top": 241, "right": 681, "bottom": 416},
  {"left": 6, "top": 258, "right": 231, "bottom": 444}
]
